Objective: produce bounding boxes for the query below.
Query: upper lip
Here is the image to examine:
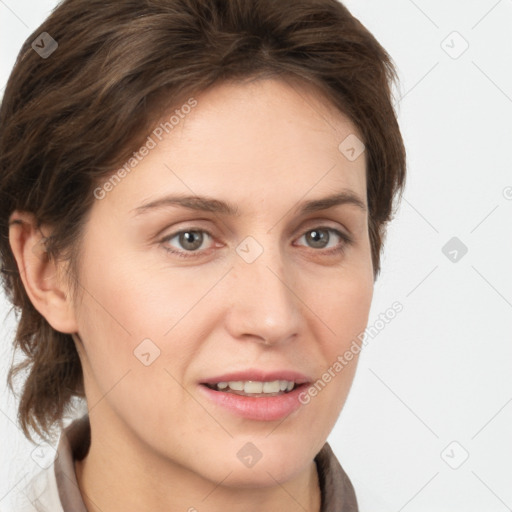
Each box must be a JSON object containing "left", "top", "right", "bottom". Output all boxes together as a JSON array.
[{"left": 200, "top": 369, "right": 312, "bottom": 385}]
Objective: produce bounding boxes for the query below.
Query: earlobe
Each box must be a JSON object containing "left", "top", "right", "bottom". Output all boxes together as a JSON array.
[{"left": 8, "top": 210, "right": 79, "bottom": 334}]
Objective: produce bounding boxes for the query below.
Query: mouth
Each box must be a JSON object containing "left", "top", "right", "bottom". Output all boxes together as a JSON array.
[
  {"left": 201, "top": 379, "right": 302, "bottom": 397},
  {"left": 198, "top": 371, "right": 311, "bottom": 421}
]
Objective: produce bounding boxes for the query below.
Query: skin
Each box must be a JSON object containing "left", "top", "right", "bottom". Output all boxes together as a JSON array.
[{"left": 9, "top": 77, "right": 374, "bottom": 512}]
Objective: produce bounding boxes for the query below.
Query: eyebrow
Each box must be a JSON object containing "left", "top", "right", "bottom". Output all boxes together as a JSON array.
[{"left": 132, "top": 190, "right": 367, "bottom": 217}]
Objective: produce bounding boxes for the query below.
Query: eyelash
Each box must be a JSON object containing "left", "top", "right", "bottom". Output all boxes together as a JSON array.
[{"left": 160, "top": 226, "right": 353, "bottom": 259}]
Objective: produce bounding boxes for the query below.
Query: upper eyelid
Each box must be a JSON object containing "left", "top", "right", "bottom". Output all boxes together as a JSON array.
[{"left": 160, "top": 216, "right": 352, "bottom": 238}]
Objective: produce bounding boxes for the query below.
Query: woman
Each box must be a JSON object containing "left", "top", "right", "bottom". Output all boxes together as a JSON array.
[{"left": 0, "top": 0, "right": 406, "bottom": 510}]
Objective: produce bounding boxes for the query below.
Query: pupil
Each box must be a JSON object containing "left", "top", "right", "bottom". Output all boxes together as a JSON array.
[
  {"left": 181, "top": 231, "right": 202, "bottom": 250},
  {"left": 308, "top": 229, "right": 328, "bottom": 248}
]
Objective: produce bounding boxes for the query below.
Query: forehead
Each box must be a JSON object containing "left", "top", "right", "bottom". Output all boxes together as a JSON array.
[{"left": 99, "top": 77, "right": 367, "bottom": 215}]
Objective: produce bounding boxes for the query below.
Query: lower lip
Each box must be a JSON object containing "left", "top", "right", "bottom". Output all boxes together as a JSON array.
[{"left": 198, "top": 384, "right": 308, "bottom": 421}]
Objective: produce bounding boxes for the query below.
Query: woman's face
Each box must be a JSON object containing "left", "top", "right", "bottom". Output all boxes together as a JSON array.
[{"left": 72, "top": 77, "right": 373, "bottom": 487}]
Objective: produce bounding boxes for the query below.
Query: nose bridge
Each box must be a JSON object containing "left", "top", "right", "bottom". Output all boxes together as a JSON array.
[{"left": 226, "top": 232, "right": 301, "bottom": 344}]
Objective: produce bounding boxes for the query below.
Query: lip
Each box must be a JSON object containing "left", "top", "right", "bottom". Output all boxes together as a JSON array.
[
  {"left": 198, "top": 369, "right": 312, "bottom": 422},
  {"left": 200, "top": 369, "right": 311, "bottom": 386}
]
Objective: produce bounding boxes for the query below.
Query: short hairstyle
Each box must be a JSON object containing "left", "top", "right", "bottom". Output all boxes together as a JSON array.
[{"left": 0, "top": 0, "right": 406, "bottom": 442}]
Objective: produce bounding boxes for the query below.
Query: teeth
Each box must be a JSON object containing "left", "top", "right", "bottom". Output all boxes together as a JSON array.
[
  {"left": 262, "top": 381, "right": 280, "bottom": 393},
  {"left": 244, "top": 381, "right": 263, "bottom": 393},
  {"left": 228, "top": 381, "right": 244, "bottom": 391},
  {"left": 212, "top": 380, "right": 296, "bottom": 394}
]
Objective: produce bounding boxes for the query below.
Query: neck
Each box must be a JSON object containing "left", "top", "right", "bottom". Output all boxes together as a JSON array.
[{"left": 74, "top": 412, "right": 322, "bottom": 512}]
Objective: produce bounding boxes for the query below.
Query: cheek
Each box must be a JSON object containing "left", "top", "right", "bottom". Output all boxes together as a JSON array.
[
  {"left": 73, "top": 271, "right": 196, "bottom": 434},
  {"left": 324, "top": 276, "right": 373, "bottom": 343},
  {"left": 76, "top": 235, "right": 211, "bottom": 339},
  {"left": 301, "top": 260, "right": 373, "bottom": 412},
  {"left": 73, "top": 241, "right": 226, "bottom": 394},
  {"left": 304, "top": 253, "right": 374, "bottom": 347},
  {"left": 73, "top": 251, "right": 229, "bottom": 461}
]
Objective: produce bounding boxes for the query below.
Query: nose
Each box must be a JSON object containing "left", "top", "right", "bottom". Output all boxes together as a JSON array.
[{"left": 224, "top": 239, "right": 302, "bottom": 347}]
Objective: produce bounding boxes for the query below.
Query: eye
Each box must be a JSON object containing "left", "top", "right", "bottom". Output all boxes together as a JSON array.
[
  {"left": 295, "top": 227, "right": 352, "bottom": 255},
  {"left": 161, "top": 229, "right": 215, "bottom": 258},
  {"left": 160, "top": 226, "right": 352, "bottom": 259}
]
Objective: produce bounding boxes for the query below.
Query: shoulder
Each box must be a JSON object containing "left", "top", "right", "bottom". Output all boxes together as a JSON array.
[
  {"left": 10, "top": 464, "right": 64, "bottom": 512},
  {"left": 7, "top": 414, "right": 90, "bottom": 512}
]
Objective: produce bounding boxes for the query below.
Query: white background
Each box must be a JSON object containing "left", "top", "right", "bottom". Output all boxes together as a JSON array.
[{"left": 1, "top": 1, "right": 511, "bottom": 511}]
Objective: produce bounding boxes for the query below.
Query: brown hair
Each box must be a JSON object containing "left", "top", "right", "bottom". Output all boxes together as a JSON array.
[{"left": 0, "top": 0, "right": 406, "bottom": 442}]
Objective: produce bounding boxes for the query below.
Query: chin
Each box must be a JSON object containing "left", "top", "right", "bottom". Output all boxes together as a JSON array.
[{"left": 206, "top": 436, "right": 319, "bottom": 487}]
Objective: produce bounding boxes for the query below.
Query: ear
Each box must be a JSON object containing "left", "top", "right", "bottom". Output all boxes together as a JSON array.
[{"left": 8, "top": 210, "right": 79, "bottom": 333}]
